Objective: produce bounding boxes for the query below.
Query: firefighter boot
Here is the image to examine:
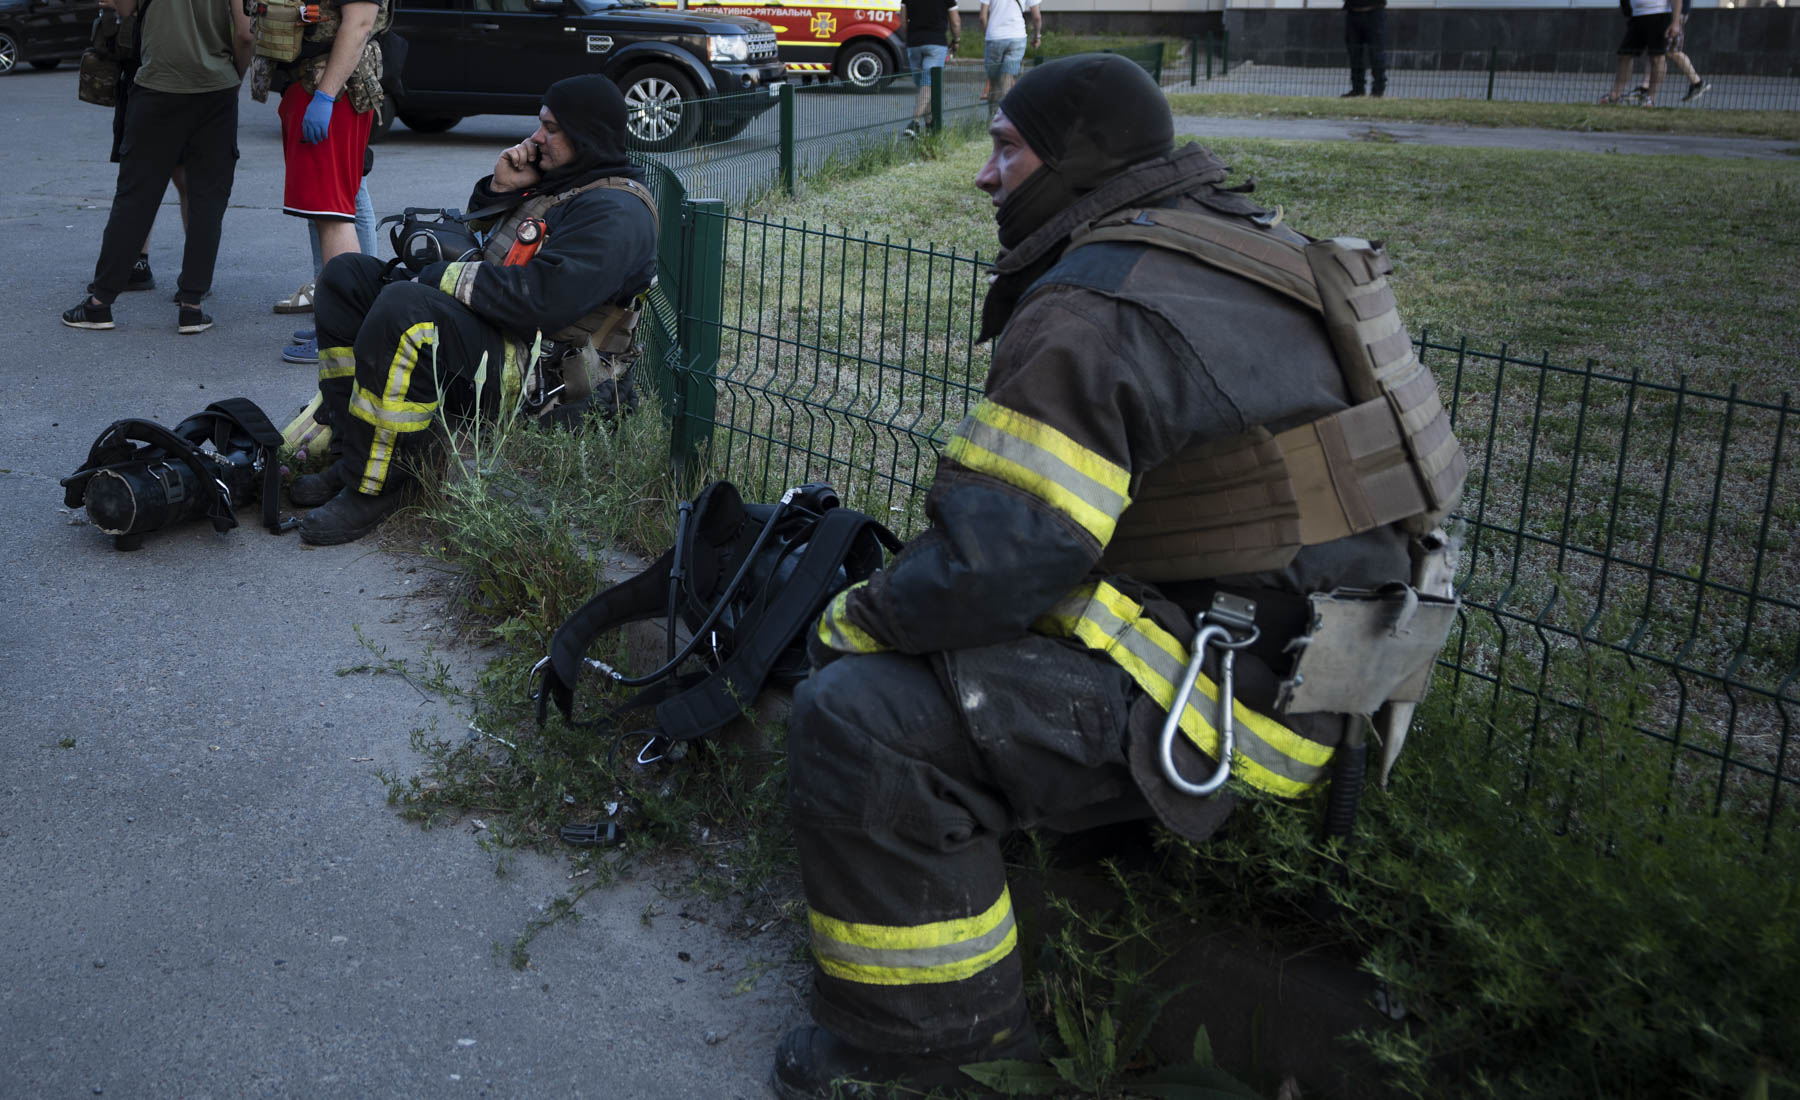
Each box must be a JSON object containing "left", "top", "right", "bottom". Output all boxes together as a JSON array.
[
  {"left": 289, "top": 460, "right": 347, "bottom": 508},
  {"left": 771, "top": 1024, "right": 1039, "bottom": 1099},
  {"left": 299, "top": 481, "right": 417, "bottom": 545}
]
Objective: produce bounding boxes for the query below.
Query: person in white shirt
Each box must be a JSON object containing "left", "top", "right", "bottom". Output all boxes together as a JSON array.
[
  {"left": 1600, "top": 0, "right": 1680, "bottom": 106},
  {"left": 979, "top": 0, "right": 1041, "bottom": 107}
]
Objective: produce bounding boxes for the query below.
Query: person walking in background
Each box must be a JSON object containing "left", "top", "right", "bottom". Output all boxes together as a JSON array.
[
  {"left": 62, "top": 0, "right": 252, "bottom": 334},
  {"left": 900, "top": 0, "right": 959, "bottom": 138},
  {"left": 1342, "top": 0, "right": 1387, "bottom": 98},
  {"left": 1601, "top": 0, "right": 1680, "bottom": 106},
  {"left": 1633, "top": 0, "right": 1709, "bottom": 104},
  {"left": 979, "top": 0, "right": 1039, "bottom": 109}
]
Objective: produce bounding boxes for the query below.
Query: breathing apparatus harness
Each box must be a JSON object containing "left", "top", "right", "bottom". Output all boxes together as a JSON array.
[{"left": 61, "top": 398, "right": 291, "bottom": 551}]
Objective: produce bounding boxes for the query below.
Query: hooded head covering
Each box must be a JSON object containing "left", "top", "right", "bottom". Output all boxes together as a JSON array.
[
  {"left": 993, "top": 54, "right": 1174, "bottom": 249},
  {"left": 538, "top": 74, "right": 641, "bottom": 191}
]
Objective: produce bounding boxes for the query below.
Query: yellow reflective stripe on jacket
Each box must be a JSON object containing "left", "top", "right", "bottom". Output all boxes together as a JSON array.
[
  {"left": 318, "top": 345, "right": 355, "bottom": 381},
  {"left": 350, "top": 321, "right": 439, "bottom": 495},
  {"left": 810, "top": 886, "right": 1017, "bottom": 987},
  {"left": 816, "top": 583, "right": 887, "bottom": 655},
  {"left": 1036, "top": 581, "right": 1333, "bottom": 798},
  {"left": 944, "top": 400, "right": 1131, "bottom": 546}
]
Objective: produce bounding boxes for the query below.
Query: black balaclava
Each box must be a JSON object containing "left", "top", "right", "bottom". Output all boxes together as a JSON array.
[
  {"left": 993, "top": 53, "right": 1175, "bottom": 249},
  {"left": 538, "top": 74, "right": 641, "bottom": 190}
]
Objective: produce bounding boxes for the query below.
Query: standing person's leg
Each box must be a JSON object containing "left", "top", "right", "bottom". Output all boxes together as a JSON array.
[
  {"left": 907, "top": 45, "right": 930, "bottom": 129},
  {"left": 994, "top": 38, "right": 1025, "bottom": 100},
  {"left": 71, "top": 89, "right": 184, "bottom": 323},
  {"left": 1345, "top": 11, "right": 1367, "bottom": 96},
  {"left": 354, "top": 180, "right": 378, "bottom": 256},
  {"left": 170, "top": 86, "right": 239, "bottom": 315},
  {"left": 1643, "top": 17, "right": 1669, "bottom": 102},
  {"left": 1603, "top": 51, "right": 1635, "bottom": 101},
  {"left": 1369, "top": 8, "right": 1388, "bottom": 96}
]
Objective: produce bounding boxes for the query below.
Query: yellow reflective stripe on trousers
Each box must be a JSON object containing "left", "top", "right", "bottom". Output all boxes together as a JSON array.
[
  {"left": 350, "top": 321, "right": 439, "bottom": 495},
  {"left": 817, "top": 582, "right": 887, "bottom": 656},
  {"left": 944, "top": 400, "right": 1131, "bottom": 545},
  {"left": 317, "top": 345, "right": 355, "bottom": 381},
  {"left": 810, "top": 886, "right": 1018, "bottom": 987},
  {"left": 1036, "top": 582, "right": 1334, "bottom": 798}
]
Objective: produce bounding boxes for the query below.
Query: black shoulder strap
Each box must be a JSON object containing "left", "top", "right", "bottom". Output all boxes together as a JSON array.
[
  {"left": 536, "top": 546, "right": 677, "bottom": 727},
  {"left": 650, "top": 506, "right": 896, "bottom": 742},
  {"left": 204, "top": 398, "right": 286, "bottom": 535}
]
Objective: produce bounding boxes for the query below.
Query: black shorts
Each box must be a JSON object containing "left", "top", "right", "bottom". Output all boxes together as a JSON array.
[{"left": 1618, "top": 12, "right": 1672, "bottom": 57}]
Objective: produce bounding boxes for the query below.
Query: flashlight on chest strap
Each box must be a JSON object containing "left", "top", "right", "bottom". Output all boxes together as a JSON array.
[{"left": 504, "top": 218, "right": 547, "bottom": 266}]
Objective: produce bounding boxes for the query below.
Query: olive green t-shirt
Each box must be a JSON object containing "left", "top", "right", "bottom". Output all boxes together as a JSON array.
[{"left": 134, "top": 0, "right": 240, "bottom": 94}]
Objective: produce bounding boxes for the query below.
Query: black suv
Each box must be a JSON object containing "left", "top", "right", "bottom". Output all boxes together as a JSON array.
[
  {"left": 0, "top": 0, "right": 99, "bottom": 75},
  {"left": 384, "top": 0, "right": 783, "bottom": 151}
]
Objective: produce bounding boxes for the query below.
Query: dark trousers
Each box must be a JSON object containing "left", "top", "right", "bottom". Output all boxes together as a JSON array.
[
  {"left": 314, "top": 253, "right": 510, "bottom": 496},
  {"left": 787, "top": 637, "right": 1151, "bottom": 1056},
  {"left": 89, "top": 85, "right": 238, "bottom": 306},
  {"left": 1345, "top": 8, "right": 1388, "bottom": 94}
]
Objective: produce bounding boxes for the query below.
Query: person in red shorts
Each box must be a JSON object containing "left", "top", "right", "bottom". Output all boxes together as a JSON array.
[{"left": 248, "top": 0, "right": 389, "bottom": 272}]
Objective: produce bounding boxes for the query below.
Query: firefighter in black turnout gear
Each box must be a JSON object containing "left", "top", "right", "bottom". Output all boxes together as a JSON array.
[
  {"left": 294, "top": 74, "right": 658, "bottom": 545},
  {"left": 772, "top": 54, "right": 1466, "bottom": 1097}
]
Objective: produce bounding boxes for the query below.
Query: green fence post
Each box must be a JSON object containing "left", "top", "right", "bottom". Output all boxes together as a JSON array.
[
  {"left": 1221, "top": 28, "right": 1229, "bottom": 75},
  {"left": 1152, "top": 44, "right": 1163, "bottom": 85},
  {"left": 1206, "top": 31, "right": 1213, "bottom": 79},
  {"left": 1486, "top": 46, "right": 1498, "bottom": 101},
  {"left": 1189, "top": 35, "right": 1199, "bottom": 86},
  {"left": 929, "top": 64, "right": 942, "bottom": 131},
  {"left": 779, "top": 82, "right": 796, "bottom": 196},
  {"left": 672, "top": 198, "right": 724, "bottom": 478}
]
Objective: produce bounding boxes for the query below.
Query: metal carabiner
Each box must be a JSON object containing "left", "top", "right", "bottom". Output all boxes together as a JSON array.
[{"left": 1158, "top": 594, "right": 1259, "bottom": 797}]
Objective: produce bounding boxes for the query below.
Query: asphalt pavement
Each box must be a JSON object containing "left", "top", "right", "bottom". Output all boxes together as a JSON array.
[
  {"left": 0, "top": 69, "right": 803, "bottom": 1100},
  {"left": 2, "top": 62, "right": 1790, "bottom": 1100}
]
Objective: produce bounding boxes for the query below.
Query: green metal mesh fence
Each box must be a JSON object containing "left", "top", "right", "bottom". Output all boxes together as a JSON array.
[{"left": 642, "top": 197, "right": 1798, "bottom": 835}]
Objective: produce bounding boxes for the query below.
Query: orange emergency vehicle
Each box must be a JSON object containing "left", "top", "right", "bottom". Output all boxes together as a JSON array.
[{"left": 651, "top": 0, "right": 905, "bottom": 89}]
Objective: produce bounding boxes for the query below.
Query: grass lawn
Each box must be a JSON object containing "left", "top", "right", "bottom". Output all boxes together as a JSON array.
[
  {"left": 1166, "top": 90, "right": 1800, "bottom": 142},
  {"left": 756, "top": 133, "right": 1800, "bottom": 401}
]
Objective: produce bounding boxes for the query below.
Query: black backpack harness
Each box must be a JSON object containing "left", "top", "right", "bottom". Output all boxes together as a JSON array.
[{"left": 531, "top": 480, "right": 902, "bottom": 762}]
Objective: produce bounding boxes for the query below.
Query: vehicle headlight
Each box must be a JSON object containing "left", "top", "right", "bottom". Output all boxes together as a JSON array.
[{"left": 707, "top": 34, "right": 748, "bottom": 63}]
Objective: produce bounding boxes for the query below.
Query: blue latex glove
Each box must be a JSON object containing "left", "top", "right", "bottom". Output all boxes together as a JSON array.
[{"left": 301, "top": 90, "right": 335, "bottom": 145}]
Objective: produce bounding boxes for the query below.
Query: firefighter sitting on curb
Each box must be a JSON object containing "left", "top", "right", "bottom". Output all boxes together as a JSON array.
[
  {"left": 772, "top": 54, "right": 1467, "bottom": 1098},
  {"left": 292, "top": 74, "right": 659, "bottom": 546}
]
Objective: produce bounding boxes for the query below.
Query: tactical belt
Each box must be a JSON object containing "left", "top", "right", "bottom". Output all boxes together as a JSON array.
[{"left": 1034, "top": 580, "right": 1335, "bottom": 798}]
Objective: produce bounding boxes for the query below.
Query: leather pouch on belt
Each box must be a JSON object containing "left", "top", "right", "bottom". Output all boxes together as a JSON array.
[{"left": 1276, "top": 585, "right": 1459, "bottom": 715}]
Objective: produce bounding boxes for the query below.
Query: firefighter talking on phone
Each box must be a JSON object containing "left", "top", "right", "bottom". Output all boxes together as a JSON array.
[{"left": 291, "top": 74, "right": 659, "bottom": 546}]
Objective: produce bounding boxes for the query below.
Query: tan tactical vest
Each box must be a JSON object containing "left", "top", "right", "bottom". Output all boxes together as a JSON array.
[
  {"left": 1073, "top": 207, "right": 1467, "bottom": 582},
  {"left": 481, "top": 175, "right": 660, "bottom": 355}
]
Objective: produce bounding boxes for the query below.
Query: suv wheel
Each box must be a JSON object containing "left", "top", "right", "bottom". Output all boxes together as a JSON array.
[
  {"left": 835, "top": 41, "right": 891, "bottom": 92},
  {"left": 621, "top": 63, "right": 702, "bottom": 152},
  {"left": 397, "top": 111, "right": 461, "bottom": 134},
  {"left": 0, "top": 32, "right": 19, "bottom": 75}
]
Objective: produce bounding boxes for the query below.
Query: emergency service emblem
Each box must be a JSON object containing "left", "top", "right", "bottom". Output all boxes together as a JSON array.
[{"left": 810, "top": 11, "right": 836, "bottom": 37}]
